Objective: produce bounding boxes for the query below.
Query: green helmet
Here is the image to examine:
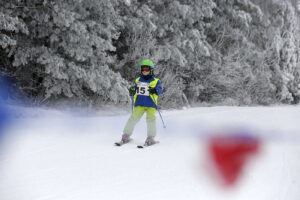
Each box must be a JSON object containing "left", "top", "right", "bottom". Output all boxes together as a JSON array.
[{"left": 139, "top": 59, "right": 155, "bottom": 69}]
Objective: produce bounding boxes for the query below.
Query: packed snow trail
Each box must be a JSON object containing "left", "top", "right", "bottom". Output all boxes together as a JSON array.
[{"left": 0, "top": 106, "right": 300, "bottom": 200}]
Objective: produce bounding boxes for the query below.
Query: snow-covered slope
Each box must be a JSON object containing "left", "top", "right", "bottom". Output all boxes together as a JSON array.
[{"left": 0, "top": 106, "right": 300, "bottom": 200}]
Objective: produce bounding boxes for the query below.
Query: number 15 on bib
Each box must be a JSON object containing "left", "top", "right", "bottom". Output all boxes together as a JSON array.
[{"left": 136, "top": 82, "right": 150, "bottom": 96}]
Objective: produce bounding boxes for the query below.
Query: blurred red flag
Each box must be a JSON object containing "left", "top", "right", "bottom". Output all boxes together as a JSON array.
[{"left": 209, "top": 134, "right": 260, "bottom": 186}]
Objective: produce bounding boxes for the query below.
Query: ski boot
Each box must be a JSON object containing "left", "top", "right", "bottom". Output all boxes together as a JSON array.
[
  {"left": 144, "top": 136, "right": 157, "bottom": 146},
  {"left": 137, "top": 137, "right": 160, "bottom": 148},
  {"left": 121, "top": 134, "right": 131, "bottom": 143},
  {"left": 115, "top": 134, "right": 131, "bottom": 146}
]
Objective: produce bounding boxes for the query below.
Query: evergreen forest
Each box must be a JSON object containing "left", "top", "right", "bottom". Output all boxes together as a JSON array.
[{"left": 1, "top": 0, "right": 300, "bottom": 108}]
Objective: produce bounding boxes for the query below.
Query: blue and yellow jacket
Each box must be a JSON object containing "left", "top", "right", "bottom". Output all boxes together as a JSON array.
[{"left": 133, "top": 75, "right": 163, "bottom": 109}]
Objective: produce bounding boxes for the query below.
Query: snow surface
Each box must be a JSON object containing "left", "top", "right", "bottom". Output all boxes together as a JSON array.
[{"left": 0, "top": 105, "right": 300, "bottom": 200}]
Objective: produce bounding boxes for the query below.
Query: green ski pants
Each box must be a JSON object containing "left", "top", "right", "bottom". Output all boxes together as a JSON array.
[{"left": 123, "top": 106, "right": 157, "bottom": 137}]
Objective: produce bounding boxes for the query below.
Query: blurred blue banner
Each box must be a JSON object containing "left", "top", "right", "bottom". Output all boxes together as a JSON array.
[{"left": 0, "top": 75, "right": 12, "bottom": 139}]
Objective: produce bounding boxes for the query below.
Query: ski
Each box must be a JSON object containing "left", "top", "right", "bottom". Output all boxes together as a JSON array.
[
  {"left": 114, "top": 142, "right": 124, "bottom": 146},
  {"left": 115, "top": 140, "right": 159, "bottom": 148},
  {"left": 137, "top": 141, "right": 160, "bottom": 148},
  {"left": 114, "top": 139, "right": 132, "bottom": 146}
]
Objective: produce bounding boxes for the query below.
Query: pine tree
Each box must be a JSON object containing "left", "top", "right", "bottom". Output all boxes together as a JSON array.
[{"left": 1, "top": 0, "right": 130, "bottom": 106}]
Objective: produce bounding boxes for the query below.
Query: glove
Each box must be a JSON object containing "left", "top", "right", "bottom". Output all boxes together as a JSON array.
[
  {"left": 128, "top": 86, "right": 136, "bottom": 96},
  {"left": 148, "top": 87, "right": 157, "bottom": 94}
]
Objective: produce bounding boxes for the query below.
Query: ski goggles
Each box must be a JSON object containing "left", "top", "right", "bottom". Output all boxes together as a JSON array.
[{"left": 141, "top": 66, "right": 151, "bottom": 72}]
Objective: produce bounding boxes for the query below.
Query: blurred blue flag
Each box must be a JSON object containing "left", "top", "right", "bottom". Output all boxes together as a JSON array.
[{"left": 0, "top": 75, "right": 11, "bottom": 138}]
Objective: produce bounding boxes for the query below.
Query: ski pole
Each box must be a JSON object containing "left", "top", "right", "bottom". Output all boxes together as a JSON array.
[
  {"left": 147, "top": 87, "right": 166, "bottom": 128},
  {"left": 157, "top": 107, "right": 166, "bottom": 129}
]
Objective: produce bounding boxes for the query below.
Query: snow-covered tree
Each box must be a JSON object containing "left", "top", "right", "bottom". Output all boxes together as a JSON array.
[
  {"left": 113, "top": 0, "right": 216, "bottom": 108},
  {"left": 1, "top": 0, "right": 130, "bottom": 106},
  {"left": 1, "top": 0, "right": 300, "bottom": 108},
  {"left": 257, "top": 0, "right": 300, "bottom": 104}
]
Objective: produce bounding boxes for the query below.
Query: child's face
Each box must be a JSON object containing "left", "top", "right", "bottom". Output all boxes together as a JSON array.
[
  {"left": 141, "top": 66, "right": 151, "bottom": 75},
  {"left": 142, "top": 70, "right": 150, "bottom": 75}
]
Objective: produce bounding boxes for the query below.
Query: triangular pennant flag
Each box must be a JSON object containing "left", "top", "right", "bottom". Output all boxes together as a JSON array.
[{"left": 209, "top": 134, "right": 260, "bottom": 186}]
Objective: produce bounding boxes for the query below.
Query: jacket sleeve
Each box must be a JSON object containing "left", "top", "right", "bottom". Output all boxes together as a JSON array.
[
  {"left": 133, "top": 76, "right": 139, "bottom": 89},
  {"left": 155, "top": 80, "right": 163, "bottom": 95}
]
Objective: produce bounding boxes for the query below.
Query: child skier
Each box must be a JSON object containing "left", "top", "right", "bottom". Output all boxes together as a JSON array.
[{"left": 118, "top": 59, "right": 163, "bottom": 146}]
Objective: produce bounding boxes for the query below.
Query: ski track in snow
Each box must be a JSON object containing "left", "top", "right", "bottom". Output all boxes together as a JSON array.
[{"left": 0, "top": 106, "right": 300, "bottom": 200}]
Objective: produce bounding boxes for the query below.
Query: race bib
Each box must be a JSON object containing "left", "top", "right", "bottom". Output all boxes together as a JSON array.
[{"left": 136, "top": 82, "right": 150, "bottom": 96}]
